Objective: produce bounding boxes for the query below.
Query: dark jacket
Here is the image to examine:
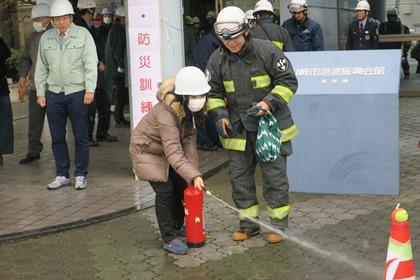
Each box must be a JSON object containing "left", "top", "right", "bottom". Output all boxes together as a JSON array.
[
  {"left": 0, "top": 37, "right": 11, "bottom": 96},
  {"left": 282, "top": 17, "right": 324, "bottom": 51},
  {"left": 346, "top": 18, "right": 379, "bottom": 50},
  {"left": 192, "top": 32, "right": 220, "bottom": 72},
  {"left": 129, "top": 78, "right": 201, "bottom": 183},
  {"left": 105, "top": 22, "right": 126, "bottom": 95},
  {"left": 251, "top": 15, "right": 294, "bottom": 52},
  {"left": 206, "top": 38, "right": 298, "bottom": 151},
  {"left": 96, "top": 22, "right": 112, "bottom": 63},
  {"left": 19, "top": 24, "right": 52, "bottom": 91},
  {"left": 379, "top": 21, "right": 411, "bottom": 56}
]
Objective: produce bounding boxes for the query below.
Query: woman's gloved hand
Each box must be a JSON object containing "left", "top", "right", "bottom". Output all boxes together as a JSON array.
[{"left": 193, "top": 176, "right": 204, "bottom": 191}]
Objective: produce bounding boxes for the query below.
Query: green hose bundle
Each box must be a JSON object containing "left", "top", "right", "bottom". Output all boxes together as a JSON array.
[{"left": 256, "top": 112, "right": 281, "bottom": 162}]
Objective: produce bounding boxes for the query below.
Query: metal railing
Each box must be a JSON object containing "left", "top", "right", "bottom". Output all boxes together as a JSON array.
[{"left": 379, "top": 34, "right": 420, "bottom": 42}]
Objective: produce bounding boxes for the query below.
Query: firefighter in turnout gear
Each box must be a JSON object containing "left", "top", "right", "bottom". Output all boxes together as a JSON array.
[
  {"left": 345, "top": 1, "right": 379, "bottom": 50},
  {"left": 207, "top": 6, "right": 298, "bottom": 243},
  {"left": 251, "top": 0, "right": 294, "bottom": 52}
]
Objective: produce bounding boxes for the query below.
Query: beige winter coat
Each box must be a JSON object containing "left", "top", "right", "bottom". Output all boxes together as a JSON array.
[{"left": 129, "top": 78, "right": 201, "bottom": 183}]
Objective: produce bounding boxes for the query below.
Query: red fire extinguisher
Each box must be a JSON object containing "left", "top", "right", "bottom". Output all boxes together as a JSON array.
[{"left": 184, "top": 184, "right": 206, "bottom": 248}]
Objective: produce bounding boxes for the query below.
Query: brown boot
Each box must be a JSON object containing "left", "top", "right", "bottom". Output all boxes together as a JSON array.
[
  {"left": 232, "top": 228, "right": 260, "bottom": 241},
  {"left": 265, "top": 232, "right": 283, "bottom": 243}
]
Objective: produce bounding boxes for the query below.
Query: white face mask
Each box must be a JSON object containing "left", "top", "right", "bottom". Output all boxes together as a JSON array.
[
  {"left": 33, "top": 21, "right": 45, "bottom": 32},
  {"left": 188, "top": 97, "right": 206, "bottom": 112},
  {"left": 103, "top": 16, "right": 112, "bottom": 24}
]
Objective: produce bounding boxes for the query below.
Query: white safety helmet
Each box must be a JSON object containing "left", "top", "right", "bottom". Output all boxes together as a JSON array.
[
  {"left": 31, "top": 3, "right": 50, "bottom": 19},
  {"left": 192, "top": 16, "right": 200, "bottom": 24},
  {"left": 245, "top": 9, "right": 255, "bottom": 20},
  {"left": 254, "top": 0, "right": 274, "bottom": 14},
  {"left": 288, "top": 0, "right": 308, "bottom": 13},
  {"left": 206, "top": 10, "right": 216, "bottom": 19},
  {"left": 49, "top": 0, "right": 74, "bottom": 17},
  {"left": 174, "top": 67, "right": 210, "bottom": 96},
  {"left": 101, "top": 7, "right": 114, "bottom": 15},
  {"left": 355, "top": 1, "right": 370, "bottom": 11},
  {"left": 115, "top": 6, "right": 125, "bottom": 17},
  {"left": 36, "top": 0, "right": 54, "bottom": 7},
  {"left": 77, "top": 0, "right": 96, "bottom": 9},
  {"left": 214, "top": 6, "right": 247, "bottom": 40}
]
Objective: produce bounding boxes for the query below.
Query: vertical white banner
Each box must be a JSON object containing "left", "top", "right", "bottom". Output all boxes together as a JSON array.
[{"left": 126, "top": 1, "right": 162, "bottom": 129}]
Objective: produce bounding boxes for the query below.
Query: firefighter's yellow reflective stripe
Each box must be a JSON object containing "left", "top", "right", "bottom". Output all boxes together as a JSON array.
[
  {"left": 219, "top": 137, "right": 246, "bottom": 151},
  {"left": 267, "top": 205, "right": 289, "bottom": 220},
  {"left": 271, "top": 85, "right": 294, "bottom": 104},
  {"left": 251, "top": 75, "right": 271, "bottom": 89},
  {"left": 272, "top": 41, "right": 284, "bottom": 50},
  {"left": 207, "top": 98, "right": 226, "bottom": 111},
  {"left": 223, "top": 80, "right": 235, "bottom": 93},
  {"left": 239, "top": 205, "right": 260, "bottom": 220},
  {"left": 388, "top": 238, "right": 413, "bottom": 260},
  {"left": 280, "top": 124, "right": 299, "bottom": 142}
]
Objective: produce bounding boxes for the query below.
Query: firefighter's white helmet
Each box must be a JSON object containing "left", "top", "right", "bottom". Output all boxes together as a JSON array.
[
  {"left": 49, "top": 0, "right": 74, "bottom": 17},
  {"left": 214, "top": 6, "right": 247, "bottom": 40},
  {"left": 288, "top": 0, "right": 308, "bottom": 13},
  {"left": 115, "top": 6, "right": 125, "bottom": 17},
  {"left": 175, "top": 67, "right": 210, "bottom": 96},
  {"left": 31, "top": 3, "right": 50, "bottom": 19},
  {"left": 254, "top": 0, "right": 274, "bottom": 14},
  {"left": 101, "top": 7, "right": 114, "bottom": 15},
  {"left": 245, "top": 10, "right": 255, "bottom": 20},
  {"left": 77, "top": 0, "right": 96, "bottom": 9},
  {"left": 355, "top": 1, "right": 370, "bottom": 11}
]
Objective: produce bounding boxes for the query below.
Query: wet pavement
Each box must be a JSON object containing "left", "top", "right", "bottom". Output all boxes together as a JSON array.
[{"left": 1, "top": 96, "right": 420, "bottom": 279}]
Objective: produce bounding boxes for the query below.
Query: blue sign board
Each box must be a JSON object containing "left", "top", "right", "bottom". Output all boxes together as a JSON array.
[{"left": 286, "top": 50, "right": 401, "bottom": 195}]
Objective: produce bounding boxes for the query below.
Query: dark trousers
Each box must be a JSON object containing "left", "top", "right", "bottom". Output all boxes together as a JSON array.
[
  {"left": 88, "top": 88, "right": 111, "bottom": 139},
  {"left": 27, "top": 90, "right": 46, "bottom": 156},
  {"left": 114, "top": 76, "right": 129, "bottom": 123},
  {"left": 0, "top": 94, "right": 13, "bottom": 154},
  {"left": 229, "top": 131, "right": 290, "bottom": 230},
  {"left": 46, "top": 91, "right": 89, "bottom": 178},
  {"left": 149, "top": 167, "right": 187, "bottom": 243}
]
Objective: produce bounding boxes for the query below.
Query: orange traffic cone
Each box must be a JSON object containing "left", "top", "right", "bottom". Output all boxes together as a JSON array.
[{"left": 384, "top": 204, "right": 415, "bottom": 280}]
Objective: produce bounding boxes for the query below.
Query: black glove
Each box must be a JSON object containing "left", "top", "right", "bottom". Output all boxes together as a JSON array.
[
  {"left": 216, "top": 118, "right": 232, "bottom": 138},
  {"left": 246, "top": 104, "right": 267, "bottom": 117}
]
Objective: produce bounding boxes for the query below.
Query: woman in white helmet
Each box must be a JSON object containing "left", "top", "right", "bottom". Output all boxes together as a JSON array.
[{"left": 130, "top": 66, "right": 209, "bottom": 255}]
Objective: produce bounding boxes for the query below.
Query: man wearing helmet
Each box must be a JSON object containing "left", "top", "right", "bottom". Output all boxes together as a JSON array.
[
  {"left": 379, "top": 7, "right": 411, "bottom": 79},
  {"left": 18, "top": 3, "right": 52, "bottom": 164},
  {"left": 251, "top": 0, "right": 293, "bottom": 52},
  {"left": 282, "top": 0, "right": 324, "bottom": 51},
  {"left": 346, "top": 1, "right": 379, "bottom": 50},
  {"left": 245, "top": 9, "right": 256, "bottom": 28},
  {"left": 35, "top": 0, "right": 98, "bottom": 190},
  {"left": 207, "top": 6, "right": 298, "bottom": 244}
]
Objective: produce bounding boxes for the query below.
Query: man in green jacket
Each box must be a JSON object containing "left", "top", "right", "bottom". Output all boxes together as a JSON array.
[{"left": 35, "top": 0, "right": 98, "bottom": 190}]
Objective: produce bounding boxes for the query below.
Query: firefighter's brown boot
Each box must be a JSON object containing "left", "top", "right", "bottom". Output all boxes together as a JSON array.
[
  {"left": 232, "top": 228, "right": 260, "bottom": 241},
  {"left": 265, "top": 232, "right": 283, "bottom": 243}
]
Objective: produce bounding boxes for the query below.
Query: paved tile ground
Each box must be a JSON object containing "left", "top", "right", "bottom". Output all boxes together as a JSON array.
[
  {"left": 1, "top": 97, "right": 420, "bottom": 279},
  {"left": 0, "top": 101, "right": 228, "bottom": 239}
]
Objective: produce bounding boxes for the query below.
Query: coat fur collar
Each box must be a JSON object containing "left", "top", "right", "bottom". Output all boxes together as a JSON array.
[{"left": 156, "top": 77, "right": 186, "bottom": 121}]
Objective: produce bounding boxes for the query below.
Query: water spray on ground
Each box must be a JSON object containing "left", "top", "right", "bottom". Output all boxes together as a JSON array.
[{"left": 204, "top": 189, "right": 382, "bottom": 278}]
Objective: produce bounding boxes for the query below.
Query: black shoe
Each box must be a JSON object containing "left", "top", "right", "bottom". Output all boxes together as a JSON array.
[
  {"left": 97, "top": 134, "right": 118, "bottom": 142},
  {"left": 19, "top": 154, "right": 40, "bottom": 164},
  {"left": 89, "top": 138, "right": 100, "bottom": 147},
  {"left": 115, "top": 121, "right": 130, "bottom": 128}
]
